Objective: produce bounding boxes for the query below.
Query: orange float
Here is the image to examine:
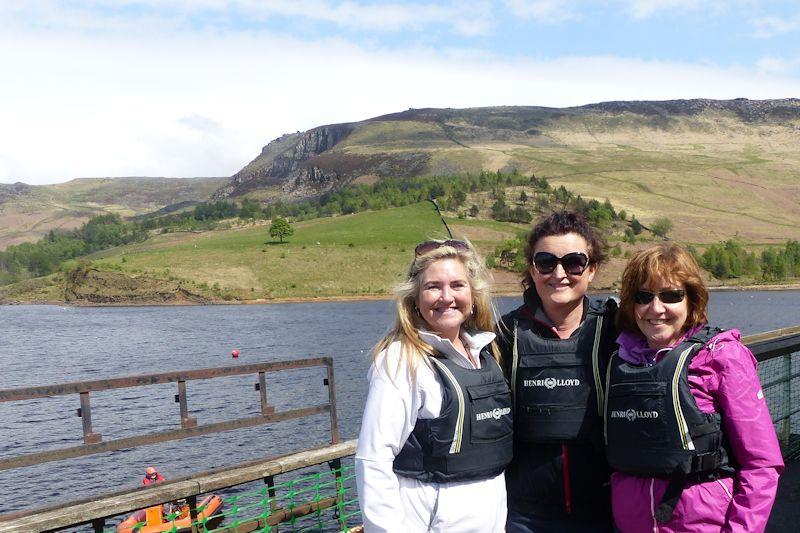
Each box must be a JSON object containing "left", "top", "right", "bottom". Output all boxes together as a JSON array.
[{"left": 116, "top": 494, "right": 223, "bottom": 533}]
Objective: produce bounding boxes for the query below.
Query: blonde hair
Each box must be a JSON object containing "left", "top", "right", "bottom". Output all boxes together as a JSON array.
[
  {"left": 616, "top": 242, "right": 709, "bottom": 335},
  {"left": 373, "top": 239, "right": 500, "bottom": 380}
]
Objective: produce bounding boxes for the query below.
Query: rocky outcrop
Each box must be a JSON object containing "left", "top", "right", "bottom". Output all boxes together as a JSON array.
[
  {"left": 0, "top": 182, "right": 34, "bottom": 203},
  {"left": 583, "top": 98, "right": 800, "bottom": 122},
  {"left": 213, "top": 124, "right": 357, "bottom": 200}
]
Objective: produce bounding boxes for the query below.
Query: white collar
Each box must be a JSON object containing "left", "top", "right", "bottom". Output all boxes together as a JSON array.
[{"left": 418, "top": 329, "right": 496, "bottom": 369}]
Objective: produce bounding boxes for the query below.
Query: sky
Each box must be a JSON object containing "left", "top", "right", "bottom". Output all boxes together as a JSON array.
[{"left": 1, "top": 0, "right": 800, "bottom": 185}]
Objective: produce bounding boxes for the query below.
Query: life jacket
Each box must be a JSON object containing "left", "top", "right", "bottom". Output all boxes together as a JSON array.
[
  {"left": 142, "top": 473, "right": 165, "bottom": 486},
  {"left": 393, "top": 348, "right": 513, "bottom": 483},
  {"left": 604, "top": 325, "right": 733, "bottom": 522},
  {"left": 511, "top": 297, "right": 617, "bottom": 444}
]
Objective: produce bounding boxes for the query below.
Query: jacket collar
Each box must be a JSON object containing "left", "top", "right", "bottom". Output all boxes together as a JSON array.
[
  {"left": 418, "top": 329, "right": 496, "bottom": 369},
  {"left": 522, "top": 287, "right": 589, "bottom": 335},
  {"left": 617, "top": 324, "right": 705, "bottom": 365}
]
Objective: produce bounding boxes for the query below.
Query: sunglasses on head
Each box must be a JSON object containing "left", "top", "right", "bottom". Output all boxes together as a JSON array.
[
  {"left": 633, "top": 289, "right": 686, "bottom": 305},
  {"left": 414, "top": 239, "right": 469, "bottom": 257},
  {"left": 532, "top": 251, "right": 590, "bottom": 275}
]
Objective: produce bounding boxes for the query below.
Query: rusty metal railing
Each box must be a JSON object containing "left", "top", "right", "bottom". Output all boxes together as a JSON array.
[
  {"left": 0, "top": 357, "right": 340, "bottom": 472},
  {"left": 0, "top": 326, "right": 798, "bottom": 532}
]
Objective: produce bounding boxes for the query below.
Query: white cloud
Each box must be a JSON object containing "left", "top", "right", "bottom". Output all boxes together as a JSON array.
[
  {"left": 0, "top": 1, "right": 496, "bottom": 36},
  {"left": 756, "top": 55, "right": 800, "bottom": 75},
  {"left": 504, "top": 0, "right": 578, "bottom": 22},
  {"left": 622, "top": 0, "right": 701, "bottom": 19},
  {"left": 2, "top": 2, "right": 800, "bottom": 184},
  {"left": 752, "top": 14, "right": 800, "bottom": 38}
]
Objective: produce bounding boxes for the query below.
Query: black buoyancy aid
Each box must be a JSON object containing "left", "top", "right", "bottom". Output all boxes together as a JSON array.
[
  {"left": 393, "top": 348, "right": 513, "bottom": 483},
  {"left": 604, "top": 326, "right": 733, "bottom": 522},
  {"left": 511, "top": 297, "right": 617, "bottom": 443}
]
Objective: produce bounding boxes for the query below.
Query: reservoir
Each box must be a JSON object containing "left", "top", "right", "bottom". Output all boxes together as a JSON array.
[{"left": 1, "top": 290, "right": 798, "bottom": 514}]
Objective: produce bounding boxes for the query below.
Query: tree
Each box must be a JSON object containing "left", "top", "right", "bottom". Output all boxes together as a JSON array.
[
  {"left": 651, "top": 218, "right": 673, "bottom": 239},
  {"left": 268, "top": 217, "right": 294, "bottom": 243},
  {"left": 630, "top": 216, "right": 643, "bottom": 235}
]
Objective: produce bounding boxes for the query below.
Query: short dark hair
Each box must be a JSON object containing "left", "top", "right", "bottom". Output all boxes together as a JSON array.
[{"left": 522, "top": 211, "right": 605, "bottom": 288}]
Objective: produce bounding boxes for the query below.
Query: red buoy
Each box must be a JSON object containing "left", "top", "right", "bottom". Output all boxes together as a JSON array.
[{"left": 232, "top": 349, "right": 240, "bottom": 358}]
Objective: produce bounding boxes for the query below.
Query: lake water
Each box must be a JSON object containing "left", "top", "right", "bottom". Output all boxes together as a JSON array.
[{"left": 0, "top": 290, "right": 798, "bottom": 520}]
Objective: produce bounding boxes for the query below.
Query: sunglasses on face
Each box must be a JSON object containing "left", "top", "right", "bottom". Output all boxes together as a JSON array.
[
  {"left": 532, "top": 251, "right": 590, "bottom": 275},
  {"left": 414, "top": 239, "right": 469, "bottom": 257},
  {"left": 633, "top": 289, "right": 686, "bottom": 305}
]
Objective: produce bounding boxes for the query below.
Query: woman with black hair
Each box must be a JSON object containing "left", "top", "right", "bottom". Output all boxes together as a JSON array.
[{"left": 500, "top": 211, "right": 617, "bottom": 532}]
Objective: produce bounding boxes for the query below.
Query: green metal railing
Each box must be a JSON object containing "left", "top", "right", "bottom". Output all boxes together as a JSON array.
[{"left": 110, "top": 463, "right": 360, "bottom": 532}]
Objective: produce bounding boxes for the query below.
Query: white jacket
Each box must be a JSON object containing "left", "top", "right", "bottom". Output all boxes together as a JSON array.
[{"left": 355, "top": 329, "right": 507, "bottom": 533}]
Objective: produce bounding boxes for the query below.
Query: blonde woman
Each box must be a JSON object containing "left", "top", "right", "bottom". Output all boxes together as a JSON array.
[{"left": 356, "top": 239, "right": 512, "bottom": 532}]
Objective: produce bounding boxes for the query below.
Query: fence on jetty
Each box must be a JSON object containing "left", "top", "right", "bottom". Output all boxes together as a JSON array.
[{"left": 0, "top": 326, "right": 798, "bottom": 532}]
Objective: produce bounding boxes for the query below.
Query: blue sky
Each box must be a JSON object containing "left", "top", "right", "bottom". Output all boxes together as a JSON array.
[{"left": 1, "top": 0, "right": 799, "bottom": 185}]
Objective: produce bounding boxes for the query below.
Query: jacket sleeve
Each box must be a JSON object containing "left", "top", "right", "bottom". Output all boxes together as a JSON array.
[
  {"left": 355, "top": 350, "right": 419, "bottom": 533},
  {"left": 715, "top": 339, "right": 784, "bottom": 533}
]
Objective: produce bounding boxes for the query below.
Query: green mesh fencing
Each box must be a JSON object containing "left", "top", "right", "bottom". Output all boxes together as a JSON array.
[
  {"left": 109, "top": 463, "right": 362, "bottom": 532},
  {"left": 758, "top": 351, "right": 800, "bottom": 460}
]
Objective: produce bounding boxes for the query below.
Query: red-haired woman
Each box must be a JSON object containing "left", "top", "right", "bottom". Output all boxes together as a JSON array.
[{"left": 606, "top": 243, "right": 783, "bottom": 532}]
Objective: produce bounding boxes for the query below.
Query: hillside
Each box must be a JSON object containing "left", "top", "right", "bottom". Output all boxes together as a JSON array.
[
  {"left": 215, "top": 99, "right": 800, "bottom": 245},
  {"left": 2, "top": 196, "right": 795, "bottom": 305},
  {"left": 0, "top": 177, "right": 227, "bottom": 249},
  {"left": 0, "top": 203, "right": 532, "bottom": 304}
]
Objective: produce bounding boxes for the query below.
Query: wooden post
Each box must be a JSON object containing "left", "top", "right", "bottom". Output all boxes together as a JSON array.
[
  {"left": 257, "top": 371, "right": 275, "bottom": 414},
  {"left": 78, "top": 392, "right": 101, "bottom": 444},
  {"left": 328, "top": 458, "right": 346, "bottom": 532},
  {"left": 176, "top": 380, "right": 197, "bottom": 428},
  {"left": 188, "top": 494, "right": 199, "bottom": 533},
  {"left": 324, "top": 359, "right": 340, "bottom": 444},
  {"left": 264, "top": 475, "right": 280, "bottom": 532}
]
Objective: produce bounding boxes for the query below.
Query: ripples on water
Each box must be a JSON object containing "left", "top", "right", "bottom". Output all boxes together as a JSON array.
[{"left": 0, "top": 291, "right": 798, "bottom": 522}]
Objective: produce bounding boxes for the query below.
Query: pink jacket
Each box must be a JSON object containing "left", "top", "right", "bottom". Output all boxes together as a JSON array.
[{"left": 611, "top": 326, "right": 784, "bottom": 533}]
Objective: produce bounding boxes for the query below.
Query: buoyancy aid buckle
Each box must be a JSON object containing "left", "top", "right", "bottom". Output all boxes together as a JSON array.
[{"left": 690, "top": 450, "right": 721, "bottom": 473}]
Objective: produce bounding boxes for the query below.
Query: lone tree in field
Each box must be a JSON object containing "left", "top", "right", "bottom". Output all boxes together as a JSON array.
[
  {"left": 651, "top": 217, "right": 673, "bottom": 239},
  {"left": 268, "top": 217, "right": 294, "bottom": 243}
]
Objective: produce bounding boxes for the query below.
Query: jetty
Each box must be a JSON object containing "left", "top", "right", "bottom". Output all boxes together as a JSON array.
[{"left": 0, "top": 326, "right": 798, "bottom": 532}]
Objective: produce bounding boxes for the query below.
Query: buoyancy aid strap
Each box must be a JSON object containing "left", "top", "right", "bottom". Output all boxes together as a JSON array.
[
  {"left": 511, "top": 318, "right": 519, "bottom": 403},
  {"left": 655, "top": 469, "right": 686, "bottom": 523},
  {"left": 654, "top": 454, "right": 725, "bottom": 524},
  {"left": 591, "top": 314, "right": 604, "bottom": 416},
  {"left": 429, "top": 357, "right": 465, "bottom": 454},
  {"left": 671, "top": 344, "right": 699, "bottom": 451},
  {"left": 603, "top": 351, "right": 617, "bottom": 446}
]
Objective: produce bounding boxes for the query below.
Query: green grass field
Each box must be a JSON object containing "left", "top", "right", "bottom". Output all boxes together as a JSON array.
[{"left": 92, "top": 202, "right": 520, "bottom": 299}]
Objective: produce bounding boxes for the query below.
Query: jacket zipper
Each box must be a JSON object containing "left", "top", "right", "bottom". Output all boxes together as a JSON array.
[{"left": 562, "top": 443, "right": 572, "bottom": 514}]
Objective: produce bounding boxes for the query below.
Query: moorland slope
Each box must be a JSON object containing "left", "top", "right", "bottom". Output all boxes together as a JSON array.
[
  {"left": 0, "top": 177, "right": 227, "bottom": 249},
  {"left": 215, "top": 99, "right": 800, "bottom": 244}
]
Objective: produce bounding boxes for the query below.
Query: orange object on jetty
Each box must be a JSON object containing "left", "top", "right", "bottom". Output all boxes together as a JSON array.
[{"left": 116, "top": 494, "right": 223, "bottom": 533}]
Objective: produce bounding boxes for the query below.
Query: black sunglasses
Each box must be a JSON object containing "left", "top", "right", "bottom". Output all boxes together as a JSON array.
[
  {"left": 532, "top": 251, "right": 590, "bottom": 275},
  {"left": 414, "top": 239, "right": 469, "bottom": 257},
  {"left": 634, "top": 289, "right": 686, "bottom": 305}
]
